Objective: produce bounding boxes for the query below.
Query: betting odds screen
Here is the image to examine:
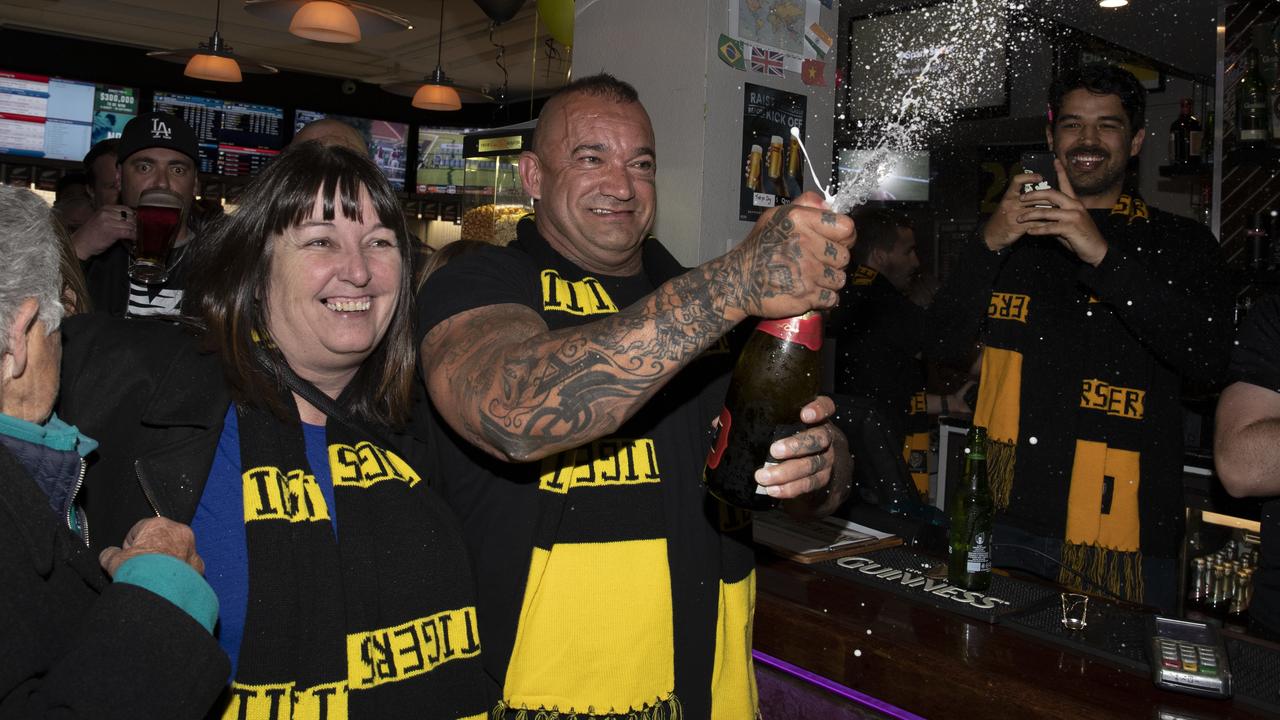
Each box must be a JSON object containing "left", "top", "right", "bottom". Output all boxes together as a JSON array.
[
  {"left": 0, "top": 70, "right": 137, "bottom": 161},
  {"left": 153, "top": 92, "right": 283, "bottom": 177}
]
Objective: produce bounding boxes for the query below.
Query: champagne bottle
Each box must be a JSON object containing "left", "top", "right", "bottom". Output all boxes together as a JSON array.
[
  {"left": 1168, "top": 98, "right": 1202, "bottom": 165},
  {"left": 947, "top": 425, "right": 993, "bottom": 591},
  {"left": 1237, "top": 48, "right": 1270, "bottom": 150},
  {"left": 704, "top": 312, "right": 822, "bottom": 511}
]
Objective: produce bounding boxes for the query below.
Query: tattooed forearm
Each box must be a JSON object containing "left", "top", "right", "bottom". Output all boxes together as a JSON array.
[
  {"left": 428, "top": 254, "right": 748, "bottom": 461},
  {"left": 424, "top": 202, "right": 848, "bottom": 462}
]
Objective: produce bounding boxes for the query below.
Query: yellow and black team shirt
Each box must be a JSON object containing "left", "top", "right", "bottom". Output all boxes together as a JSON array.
[
  {"left": 930, "top": 197, "right": 1232, "bottom": 561},
  {"left": 417, "top": 219, "right": 757, "bottom": 719}
]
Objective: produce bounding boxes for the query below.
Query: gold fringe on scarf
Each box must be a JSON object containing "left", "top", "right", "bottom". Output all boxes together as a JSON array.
[
  {"left": 1059, "top": 541, "right": 1144, "bottom": 603},
  {"left": 492, "top": 696, "right": 683, "bottom": 720},
  {"left": 986, "top": 438, "right": 1017, "bottom": 510},
  {"left": 973, "top": 346, "right": 1023, "bottom": 509}
]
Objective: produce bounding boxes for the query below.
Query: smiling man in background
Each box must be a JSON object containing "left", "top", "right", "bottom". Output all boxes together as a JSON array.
[{"left": 930, "top": 63, "right": 1230, "bottom": 609}]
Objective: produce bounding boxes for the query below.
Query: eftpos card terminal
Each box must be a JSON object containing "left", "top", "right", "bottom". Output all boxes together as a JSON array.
[{"left": 1148, "top": 616, "right": 1232, "bottom": 699}]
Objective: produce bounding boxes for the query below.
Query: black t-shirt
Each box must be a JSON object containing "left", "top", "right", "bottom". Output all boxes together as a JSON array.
[
  {"left": 414, "top": 222, "right": 756, "bottom": 717},
  {"left": 828, "top": 265, "right": 927, "bottom": 447},
  {"left": 1228, "top": 292, "right": 1280, "bottom": 636}
]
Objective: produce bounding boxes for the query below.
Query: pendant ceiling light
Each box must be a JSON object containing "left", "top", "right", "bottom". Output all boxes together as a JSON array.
[
  {"left": 243, "top": 0, "right": 412, "bottom": 43},
  {"left": 290, "top": 1, "right": 362, "bottom": 43},
  {"left": 412, "top": 0, "right": 462, "bottom": 111},
  {"left": 148, "top": 0, "right": 277, "bottom": 82},
  {"left": 1098, "top": 0, "right": 1129, "bottom": 7}
]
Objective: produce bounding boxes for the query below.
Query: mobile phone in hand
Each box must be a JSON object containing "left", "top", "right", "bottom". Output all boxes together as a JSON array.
[{"left": 1020, "top": 151, "right": 1058, "bottom": 207}]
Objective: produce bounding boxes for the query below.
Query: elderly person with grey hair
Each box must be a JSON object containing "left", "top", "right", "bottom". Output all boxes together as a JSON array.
[{"left": 0, "top": 185, "right": 227, "bottom": 719}]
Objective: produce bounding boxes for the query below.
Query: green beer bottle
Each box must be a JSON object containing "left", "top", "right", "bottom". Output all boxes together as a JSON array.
[
  {"left": 947, "top": 425, "right": 993, "bottom": 591},
  {"left": 704, "top": 312, "right": 822, "bottom": 511}
]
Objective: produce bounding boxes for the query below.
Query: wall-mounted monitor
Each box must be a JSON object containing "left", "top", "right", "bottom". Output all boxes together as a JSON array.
[
  {"left": 0, "top": 70, "right": 137, "bottom": 161},
  {"left": 415, "top": 126, "right": 479, "bottom": 195},
  {"left": 152, "top": 92, "right": 284, "bottom": 177},
  {"left": 295, "top": 110, "right": 408, "bottom": 191},
  {"left": 838, "top": 148, "right": 931, "bottom": 203},
  {"left": 844, "top": 1, "right": 1009, "bottom": 120}
]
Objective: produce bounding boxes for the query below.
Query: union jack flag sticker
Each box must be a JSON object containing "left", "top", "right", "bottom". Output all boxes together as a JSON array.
[{"left": 750, "top": 47, "right": 785, "bottom": 77}]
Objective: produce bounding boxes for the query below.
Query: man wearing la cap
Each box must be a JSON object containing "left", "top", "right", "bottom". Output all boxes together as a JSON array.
[{"left": 84, "top": 111, "right": 201, "bottom": 318}]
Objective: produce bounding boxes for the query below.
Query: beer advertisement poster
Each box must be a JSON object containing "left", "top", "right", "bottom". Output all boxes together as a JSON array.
[{"left": 740, "top": 83, "right": 807, "bottom": 221}]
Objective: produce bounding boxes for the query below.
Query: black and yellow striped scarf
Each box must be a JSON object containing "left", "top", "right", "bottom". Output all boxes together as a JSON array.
[
  {"left": 217, "top": 394, "right": 494, "bottom": 720},
  {"left": 975, "top": 194, "right": 1154, "bottom": 602}
]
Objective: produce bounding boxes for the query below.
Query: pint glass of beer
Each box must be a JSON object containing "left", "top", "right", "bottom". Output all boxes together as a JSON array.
[
  {"left": 746, "top": 145, "right": 763, "bottom": 191},
  {"left": 766, "top": 136, "right": 784, "bottom": 196},
  {"left": 130, "top": 188, "right": 184, "bottom": 285}
]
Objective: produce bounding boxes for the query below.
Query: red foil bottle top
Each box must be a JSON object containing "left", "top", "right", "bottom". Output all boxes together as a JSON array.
[{"left": 755, "top": 311, "right": 822, "bottom": 351}]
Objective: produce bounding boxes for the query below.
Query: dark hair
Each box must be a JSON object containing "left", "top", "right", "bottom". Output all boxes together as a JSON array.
[
  {"left": 55, "top": 172, "right": 89, "bottom": 199},
  {"left": 851, "top": 208, "right": 913, "bottom": 265},
  {"left": 82, "top": 138, "right": 119, "bottom": 186},
  {"left": 51, "top": 218, "right": 91, "bottom": 315},
  {"left": 1049, "top": 63, "right": 1146, "bottom": 137},
  {"left": 531, "top": 73, "right": 642, "bottom": 152},
  {"left": 182, "top": 141, "right": 416, "bottom": 427},
  {"left": 414, "top": 239, "right": 490, "bottom": 293}
]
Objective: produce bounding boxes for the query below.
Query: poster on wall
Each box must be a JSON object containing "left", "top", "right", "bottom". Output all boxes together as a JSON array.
[
  {"left": 730, "top": 0, "right": 822, "bottom": 64},
  {"left": 739, "top": 82, "right": 807, "bottom": 221}
]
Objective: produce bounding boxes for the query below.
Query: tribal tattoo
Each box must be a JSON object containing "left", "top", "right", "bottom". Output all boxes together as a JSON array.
[{"left": 425, "top": 203, "right": 845, "bottom": 461}]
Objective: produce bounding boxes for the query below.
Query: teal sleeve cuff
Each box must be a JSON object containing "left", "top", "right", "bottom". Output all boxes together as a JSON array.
[{"left": 114, "top": 553, "right": 219, "bottom": 634}]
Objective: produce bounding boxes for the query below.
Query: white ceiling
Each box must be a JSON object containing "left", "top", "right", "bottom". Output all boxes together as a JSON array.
[{"left": 0, "top": 0, "right": 571, "bottom": 99}]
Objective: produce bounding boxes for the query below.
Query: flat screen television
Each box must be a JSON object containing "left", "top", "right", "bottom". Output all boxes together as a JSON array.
[
  {"left": 415, "top": 126, "right": 478, "bottom": 195},
  {"left": 152, "top": 92, "right": 284, "bottom": 177},
  {"left": 837, "top": 148, "right": 931, "bottom": 203},
  {"left": 844, "top": 1, "right": 1009, "bottom": 120},
  {"left": 0, "top": 70, "right": 137, "bottom": 161},
  {"left": 295, "top": 110, "right": 409, "bottom": 190}
]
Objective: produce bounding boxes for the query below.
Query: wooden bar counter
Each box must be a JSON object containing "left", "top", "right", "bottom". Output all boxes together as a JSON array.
[{"left": 753, "top": 553, "right": 1274, "bottom": 719}]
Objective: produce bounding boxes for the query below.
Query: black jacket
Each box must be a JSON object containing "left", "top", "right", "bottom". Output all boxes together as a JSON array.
[
  {"left": 0, "top": 443, "right": 228, "bottom": 719},
  {"left": 59, "top": 315, "right": 229, "bottom": 552},
  {"left": 83, "top": 244, "right": 131, "bottom": 317}
]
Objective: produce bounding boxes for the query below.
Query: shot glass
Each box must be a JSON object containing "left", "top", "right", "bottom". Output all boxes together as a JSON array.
[{"left": 1060, "top": 592, "right": 1089, "bottom": 631}]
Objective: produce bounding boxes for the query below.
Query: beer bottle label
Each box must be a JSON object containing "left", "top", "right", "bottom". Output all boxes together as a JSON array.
[
  {"left": 756, "top": 312, "right": 822, "bottom": 351},
  {"left": 966, "top": 531, "right": 991, "bottom": 573}
]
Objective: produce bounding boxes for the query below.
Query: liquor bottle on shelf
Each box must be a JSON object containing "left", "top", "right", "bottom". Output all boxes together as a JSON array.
[
  {"left": 947, "top": 426, "right": 993, "bottom": 592},
  {"left": 1187, "top": 557, "right": 1209, "bottom": 613},
  {"left": 1227, "top": 567, "right": 1254, "bottom": 625},
  {"left": 1210, "top": 561, "right": 1231, "bottom": 617},
  {"left": 704, "top": 312, "right": 821, "bottom": 511},
  {"left": 1168, "top": 97, "right": 1202, "bottom": 165},
  {"left": 1237, "top": 47, "right": 1270, "bottom": 151}
]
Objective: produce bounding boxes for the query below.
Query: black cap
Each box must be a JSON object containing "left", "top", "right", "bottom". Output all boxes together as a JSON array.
[{"left": 116, "top": 112, "right": 199, "bottom": 167}]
